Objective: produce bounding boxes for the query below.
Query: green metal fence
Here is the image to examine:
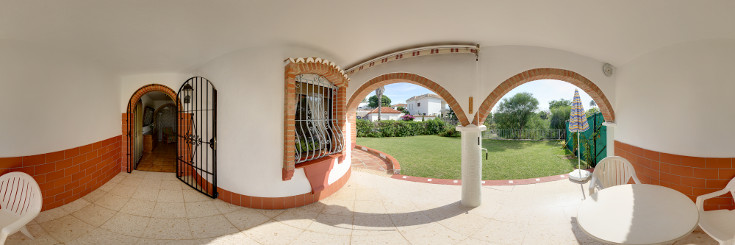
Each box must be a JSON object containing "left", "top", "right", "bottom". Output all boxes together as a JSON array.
[{"left": 566, "top": 112, "right": 607, "bottom": 167}]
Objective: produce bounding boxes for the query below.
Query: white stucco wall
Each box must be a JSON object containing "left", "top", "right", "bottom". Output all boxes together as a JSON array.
[
  {"left": 615, "top": 39, "right": 735, "bottom": 157},
  {"left": 407, "top": 97, "right": 443, "bottom": 116},
  {"left": 0, "top": 41, "right": 119, "bottom": 156},
  {"left": 189, "top": 45, "right": 351, "bottom": 198},
  {"left": 119, "top": 73, "right": 191, "bottom": 112},
  {"left": 367, "top": 113, "right": 402, "bottom": 121}
]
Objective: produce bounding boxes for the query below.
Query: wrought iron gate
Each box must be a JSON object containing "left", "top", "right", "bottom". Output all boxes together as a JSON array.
[{"left": 176, "top": 77, "right": 218, "bottom": 198}]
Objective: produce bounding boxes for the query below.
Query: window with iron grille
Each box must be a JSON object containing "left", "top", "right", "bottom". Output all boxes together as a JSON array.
[{"left": 294, "top": 74, "right": 344, "bottom": 164}]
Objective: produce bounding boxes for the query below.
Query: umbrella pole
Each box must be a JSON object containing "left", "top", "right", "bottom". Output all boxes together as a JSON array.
[{"left": 577, "top": 132, "right": 581, "bottom": 170}]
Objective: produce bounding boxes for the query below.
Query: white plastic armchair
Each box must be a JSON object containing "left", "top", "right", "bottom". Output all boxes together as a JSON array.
[
  {"left": 588, "top": 156, "right": 641, "bottom": 195},
  {"left": 0, "top": 172, "right": 42, "bottom": 244},
  {"left": 696, "top": 177, "right": 735, "bottom": 245}
]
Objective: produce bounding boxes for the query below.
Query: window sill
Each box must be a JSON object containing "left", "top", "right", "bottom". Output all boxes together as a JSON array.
[{"left": 296, "top": 153, "right": 343, "bottom": 169}]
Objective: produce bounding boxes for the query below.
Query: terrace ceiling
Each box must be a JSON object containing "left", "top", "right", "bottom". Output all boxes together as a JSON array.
[{"left": 1, "top": 0, "right": 733, "bottom": 75}]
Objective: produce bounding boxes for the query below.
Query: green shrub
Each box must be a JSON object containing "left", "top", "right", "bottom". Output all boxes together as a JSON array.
[
  {"left": 356, "top": 118, "right": 450, "bottom": 137},
  {"left": 438, "top": 127, "right": 460, "bottom": 137}
]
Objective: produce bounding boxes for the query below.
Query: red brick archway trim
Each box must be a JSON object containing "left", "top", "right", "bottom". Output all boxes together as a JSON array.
[
  {"left": 346, "top": 73, "right": 471, "bottom": 148},
  {"left": 283, "top": 58, "right": 350, "bottom": 181},
  {"left": 122, "top": 84, "right": 178, "bottom": 172},
  {"left": 473, "top": 68, "right": 615, "bottom": 125},
  {"left": 126, "top": 84, "right": 177, "bottom": 113}
]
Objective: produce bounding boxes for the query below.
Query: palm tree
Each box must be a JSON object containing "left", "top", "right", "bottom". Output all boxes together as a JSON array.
[{"left": 375, "top": 86, "right": 385, "bottom": 121}]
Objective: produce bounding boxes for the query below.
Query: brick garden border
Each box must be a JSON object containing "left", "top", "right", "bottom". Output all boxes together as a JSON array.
[
  {"left": 354, "top": 145, "right": 400, "bottom": 174},
  {"left": 473, "top": 68, "right": 615, "bottom": 125}
]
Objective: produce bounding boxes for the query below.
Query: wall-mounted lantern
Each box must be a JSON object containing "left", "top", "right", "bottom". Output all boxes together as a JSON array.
[{"left": 182, "top": 84, "right": 193, "bottom": 104}]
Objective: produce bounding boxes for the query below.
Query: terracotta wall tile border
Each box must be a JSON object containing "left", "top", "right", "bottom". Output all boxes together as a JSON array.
[
  {"left": 616, "top": 140, "right": 735, "bottom": 211},
  {"left": 0, "top": 136, "right": 122, "bottom": 211},
  {"left": 216, "top": 167, "right": 352, "bottom": 209}
]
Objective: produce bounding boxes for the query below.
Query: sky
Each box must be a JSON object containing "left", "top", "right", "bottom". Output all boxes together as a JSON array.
[
  {"left": 491, "top": 79, "right": 595, "bottom": 112},
  {"left": 361, "top": 79, "right": 596, "bottom": 112},
  {"left": 362, "top": 83, "right": 435, "bottom": 105}
]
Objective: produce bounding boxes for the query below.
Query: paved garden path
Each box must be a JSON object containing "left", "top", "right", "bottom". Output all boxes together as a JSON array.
[{"left": 351, "top": 149, "right": 392, "bottom": 176}]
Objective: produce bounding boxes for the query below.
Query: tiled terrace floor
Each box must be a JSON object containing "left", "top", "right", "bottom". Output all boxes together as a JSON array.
[{"left": 12, "top": 170, "right": 716, "bottom": 244}]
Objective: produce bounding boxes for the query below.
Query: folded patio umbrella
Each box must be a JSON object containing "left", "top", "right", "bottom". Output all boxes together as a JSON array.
[{"left": 568, "top": 89, "right": 591, "bottom": 182}]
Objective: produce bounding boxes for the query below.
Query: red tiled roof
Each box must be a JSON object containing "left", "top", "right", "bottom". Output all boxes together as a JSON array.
[{"left": 365, "top": 107, "right": 402, "bottom": 114}]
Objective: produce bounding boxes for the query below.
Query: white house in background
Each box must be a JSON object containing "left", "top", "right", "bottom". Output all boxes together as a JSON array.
[
  {"left": 365, "top": 107, "right": 404, "bottom": 121},
  {"left": 406, "top": 93, "right": 447, "bottom": 116},
  {"left": 355, "top": 108, "right": 372, "bottom": 119},
  {"left": 392, "top": 103, "right": 407, "bottom": 110}
]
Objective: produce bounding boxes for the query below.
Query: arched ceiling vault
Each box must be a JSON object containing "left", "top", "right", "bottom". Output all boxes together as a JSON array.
[{"left": 2, "top": 0, "right": 734, "bottom": 75}]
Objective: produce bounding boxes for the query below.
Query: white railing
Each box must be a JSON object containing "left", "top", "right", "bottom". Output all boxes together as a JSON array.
[{"left": 483, "top": 129, "right": 565, "bottom": 140}]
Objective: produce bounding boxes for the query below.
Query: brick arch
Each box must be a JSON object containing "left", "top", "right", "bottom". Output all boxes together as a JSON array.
[
  {"left": 122, "top": 84, "right": 178, "bottom": 172},
  {"left": 126, "top": 84, "right": 177, "bottom": 113},
  {"left": 473, "top": 68, "right": 615, "bottom": 125},
  {"left": 346, "top": 73, "right": 471, "bottom": 148}
]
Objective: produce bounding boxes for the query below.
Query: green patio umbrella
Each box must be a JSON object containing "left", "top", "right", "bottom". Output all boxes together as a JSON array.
[{"left": 568, "top": 89, "right": 591, "bottom": 181}]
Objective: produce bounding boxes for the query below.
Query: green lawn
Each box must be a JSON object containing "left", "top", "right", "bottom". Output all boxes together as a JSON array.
[{"left": 356, "top": 135, "right": 580, "bottom": 180}]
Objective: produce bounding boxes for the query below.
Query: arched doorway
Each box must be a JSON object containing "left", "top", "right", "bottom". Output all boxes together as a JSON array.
[
  {"left": 472, "top": 68, "right": 616, "bottom": 178},
  {"left": 346, "top": 72, "right": 471, "bottom": 148},
  {"left": 124, "top": 84, "right": 178, "bottom": 173},
  {"left": 473, "top": 68, "right": 615, "bottom": 125}
]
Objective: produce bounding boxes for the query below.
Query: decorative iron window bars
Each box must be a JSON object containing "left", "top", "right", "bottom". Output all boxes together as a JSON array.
[{"left": 294, "top": 74, "right": 344, "bottom": 164}]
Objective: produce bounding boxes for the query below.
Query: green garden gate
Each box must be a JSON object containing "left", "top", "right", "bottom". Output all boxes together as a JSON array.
[{"left": 565, "top": 112, "right": 606, "bottom": 167}]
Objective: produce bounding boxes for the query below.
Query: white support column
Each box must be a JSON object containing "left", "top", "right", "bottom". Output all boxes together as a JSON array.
[
  {"left": 456, "top": 124, "right": 487, "bottom": 207},
  {"left": 603, "top": 122, "right": 617, "bottom": 156}
]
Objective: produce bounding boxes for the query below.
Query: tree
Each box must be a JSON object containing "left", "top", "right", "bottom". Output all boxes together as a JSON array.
[
  {"left": 368, "top": 95, "right": 391, "bottom": 108},
  {"left": 549, "top": 99, "right": 571, "bottom": 110},
  {"left": 586, "top": 107, "right": 600, "bottom": 117},
  {"left": 397, "top": 106, "right": 409, "bottom": 114},
  {"left": 538, "top": 110, "right": 549, "bottom": 120},
  {"left": 494, "top": 92, "right": 539, "bottom": 130},
  {"left": 589, "top": 100, "right": 597, "bottom": 108},
  {"left": 549, "top": 105, "right": 571, "bottom": 130}
]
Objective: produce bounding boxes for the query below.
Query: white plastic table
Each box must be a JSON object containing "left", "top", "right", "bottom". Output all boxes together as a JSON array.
[{"left": 577, "top": 184, "right": 699, "bottom": 244}]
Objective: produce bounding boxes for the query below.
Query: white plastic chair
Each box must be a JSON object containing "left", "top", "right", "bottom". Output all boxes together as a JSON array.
[
  {"left": 696, "top": 177, "right": 735, "bottom": 245},
  {"left": 0, "top": 172, "right": 42, "bottom": 244},
  {"left": 589, "top": 156, "right": 641, "bottom": 195}
]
